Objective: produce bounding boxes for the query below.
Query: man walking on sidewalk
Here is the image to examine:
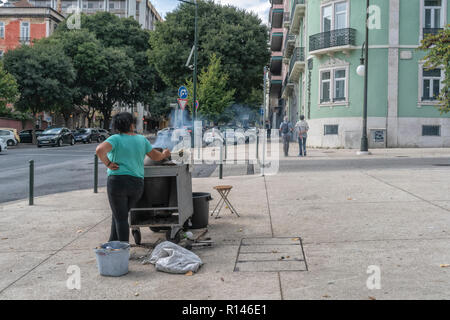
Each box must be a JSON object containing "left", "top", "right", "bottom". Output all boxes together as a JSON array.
[
  {"left": 279, "top": 116, "right": 293, "bottom": 157},
  {"left": 295, "top": 115, "right": 309, "bottom": 157}
]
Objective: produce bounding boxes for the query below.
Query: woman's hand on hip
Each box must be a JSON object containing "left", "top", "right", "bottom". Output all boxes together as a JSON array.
[{"left": 107, "top": 162, "right": 120, "bottom": 170}]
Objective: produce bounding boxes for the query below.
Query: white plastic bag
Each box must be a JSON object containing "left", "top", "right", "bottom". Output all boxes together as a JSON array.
[{"left": 146, "top": 241, "right": 202, "bottom": 274}]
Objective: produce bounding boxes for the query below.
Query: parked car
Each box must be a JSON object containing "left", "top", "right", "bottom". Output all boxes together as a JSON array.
[
  {"left": 74, "top": 128, "right": 101, "bottom": 144},
  {"left": 0, "top": 129, "right": 18, "bottom": 146},
  {"left": 245, "top": 127, "right": 258, "bottom": 144},
  {"left": 95, "top": 128, "right": 110, "bottom": 141},
  {"left": 203, "top": 127, "right": 224, "bottom": 146},
  {"left": 219, "top": 126, "right": 246, "bottom": 145},
  {"left": 19, "top": 129, "right": 44, "bottom": 143},
  {"left": 0, "top": 137, "right": 7, "bottom": 153},
  {"left": 37, "top": 128, "right": 75, "bottom": 147},
  {"left": 0, "top": 128, "right": 20, "bottom": 144}
]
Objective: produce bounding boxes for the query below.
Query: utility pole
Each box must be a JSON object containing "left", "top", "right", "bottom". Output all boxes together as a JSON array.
[
  {"left": 179, "top": 0, "right": 199, "bottom": 148},
  {"left": 360, "top": 0, "right": 370, "bottom": 153},
  {"left": 193, "top": 0, "right": 198, "bottom": 124}
]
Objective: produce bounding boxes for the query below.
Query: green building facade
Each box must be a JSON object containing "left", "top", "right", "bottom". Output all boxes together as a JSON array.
[{"left": 270, "top": 0, "right": 449, "bottom": 148}]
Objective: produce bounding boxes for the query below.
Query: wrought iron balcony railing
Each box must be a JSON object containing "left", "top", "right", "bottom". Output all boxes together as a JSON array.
[
  {"left": 289, "top": 47, "right": 305, "bottom": 76},
  {"left": 309, "top": 28, "right": 356, "bottom": 52},
  {"left": 282, "top": 74, "right": 294, "bottom": 97},
  {"left": 423, "top": 28, "right": 443, "bottom": 37}
]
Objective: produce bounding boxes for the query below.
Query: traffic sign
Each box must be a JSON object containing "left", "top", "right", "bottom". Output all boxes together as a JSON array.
[
  {"left": 195, "top": 100, "right": 199, "bottom": 110},
  {"left": 260, "top": 108, "right": 265, "bottom": 116},
  {"left": 178, "top": 86, "right": 189, "bottom": 99},
  {"left": 177, "top": 98, "right": 188, "bottom": 111}
]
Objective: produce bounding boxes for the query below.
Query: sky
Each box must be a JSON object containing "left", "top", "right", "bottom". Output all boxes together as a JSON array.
[{"left": 151, "top": 0, "right": 270, "bottom": 24}]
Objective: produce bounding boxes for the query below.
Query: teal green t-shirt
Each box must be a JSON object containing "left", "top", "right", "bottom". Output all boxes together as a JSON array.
[{"left": 105, "top": 134, "right": 153, "bottom": 178}]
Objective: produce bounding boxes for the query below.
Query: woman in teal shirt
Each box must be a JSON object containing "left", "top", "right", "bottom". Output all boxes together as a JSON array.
[{"left": 96, "top": 112, "right": 170, "bottom": 242}]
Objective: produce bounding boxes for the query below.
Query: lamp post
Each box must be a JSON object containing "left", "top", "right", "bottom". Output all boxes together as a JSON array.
[
  {"left": 179, "top": 0, "right": 199, "bottom": 145},
  {"left": 356, "top": 0, "right": 370, "bottom": 154}
]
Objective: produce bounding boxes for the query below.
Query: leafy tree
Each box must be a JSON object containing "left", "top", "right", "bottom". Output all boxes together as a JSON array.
[
  {"left": 88, "top": 47, "right": 135, "bottom": 129},
  {"left": 148, "top": 87, "right": 177, "bottom": 121},
  {"left": 186, "top": 54, "right": 235, "bottom": 123},
  {"left": 149, "top": 0, "right": 270, "bottom": 105},
  {"left": 419, "top": 25, "right": 450, "bottom": 113},
  {"left": 54, "top": 12, "right": 154, "bottom": 129},
  {"left": 3, "top": 42, "right": 75, "bottom": 142},
  {"left": 0, "top": 61, "right": 19, "bottom": 112}
]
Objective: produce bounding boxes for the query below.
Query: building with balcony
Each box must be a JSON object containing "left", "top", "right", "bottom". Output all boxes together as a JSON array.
[
  {"left": 269, "top": 0, "right": 449, "bottom": 148},
  {"left": 267, "top": 0, "right": 291, "bottom": 129}
]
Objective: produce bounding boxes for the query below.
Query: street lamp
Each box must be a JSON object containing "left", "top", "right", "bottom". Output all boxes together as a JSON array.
[
  {"left": 356, "top": 44, "right": 366, "bottom": 77},
  {"left": 178, "top": 0, "right": 199, "bottom": 145},
  {"left": 356, "top": 0, "right": 370, "bottom": 155}
]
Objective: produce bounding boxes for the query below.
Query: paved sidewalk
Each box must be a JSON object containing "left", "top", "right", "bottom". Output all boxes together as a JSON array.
[{"left": 0, "top": 149, "right": 449, "bottom": 300}]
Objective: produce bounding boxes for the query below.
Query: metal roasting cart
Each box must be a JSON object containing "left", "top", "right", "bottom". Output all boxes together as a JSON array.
[{"left": 129, "top": 163, "right": 193, "bottom": 244}]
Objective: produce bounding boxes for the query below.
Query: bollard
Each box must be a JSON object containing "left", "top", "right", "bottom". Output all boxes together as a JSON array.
[
  {"left": 219, "top": 143, "right": 223, "bottom": 180},
  {"left": 256, "top": 133, "right": 259, "bottom": 161},
  {"left": 29, "top": 160, "right": 34, "bottom": 206},
  {"left": 224, "top": 131, "right": 227, "bottom": 160},
  {"left": 94, "top": 154, "right": 98, "bottom": 194}
]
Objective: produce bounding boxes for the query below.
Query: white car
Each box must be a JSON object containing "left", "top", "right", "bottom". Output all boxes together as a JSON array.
[
  {"left": 0, "top": 129, "right": 18, "bottom": 146},
  {"left": 0, "top": 137, "right": 7, "bottom": 153}
]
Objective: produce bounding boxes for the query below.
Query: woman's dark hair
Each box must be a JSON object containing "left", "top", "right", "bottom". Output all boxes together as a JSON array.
[
  {"left": 112, "top": 112, "right": 135, "bottom": 133},
  {"left": 300, "top": 115, "right": 305, "bottom": 121}
]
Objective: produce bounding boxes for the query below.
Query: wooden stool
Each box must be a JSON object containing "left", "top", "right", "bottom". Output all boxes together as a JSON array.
[{"left": 211, "top": 185, "right": 240, "bottom": 219}]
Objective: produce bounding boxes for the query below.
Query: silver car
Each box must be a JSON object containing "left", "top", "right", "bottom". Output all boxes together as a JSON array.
[
  {"left": 0, "top": 137, "right": 7, "bottom": 153},
  {"left": 0, "top": 130, "right": 18, "bottom": 146}
]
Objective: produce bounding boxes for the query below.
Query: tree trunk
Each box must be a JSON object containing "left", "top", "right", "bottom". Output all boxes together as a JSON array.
[
  {"left": 62, "top": 114, "right": 70, "bottom": 128},
  {"left": 102, "top": 110, "right": 111, "bottom": 131},
  {"left": 32, "top": 113, "right": 37, "bottom": 145}
]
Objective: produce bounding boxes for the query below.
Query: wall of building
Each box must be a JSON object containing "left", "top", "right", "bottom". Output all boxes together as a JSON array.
[
  {"left": 0, "top": 18, "right": 47, "bottom": 53},
  {"left": 0, "top": 117, "right": 36, "bottom": 131},
  {"left": 279, "top": 0, "right": 450, "bottom": 148}
]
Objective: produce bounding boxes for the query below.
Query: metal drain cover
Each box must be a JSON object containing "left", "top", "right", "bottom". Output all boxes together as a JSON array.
[{"left": 234, "top": 237, "right": 308, "bottom": 272}]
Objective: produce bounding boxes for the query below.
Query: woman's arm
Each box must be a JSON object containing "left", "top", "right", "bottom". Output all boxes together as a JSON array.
[
  {"left": 147, "top": 148, "right": 171, "bottom": 162},
  {"left": 96, "top": 142, "right": 119, "bottom": 170}
]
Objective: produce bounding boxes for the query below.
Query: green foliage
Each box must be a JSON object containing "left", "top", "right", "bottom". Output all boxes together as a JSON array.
[
  {"left": 0, "top": 61, "right": 19, "bottom": 110},
  {"left": 149, "top": 0, "right": 270, "bottom": 105},
  {"left": 51, "top": 12, "right": 155, "bottom": 128},
  {"left": 419, "top": 25, "right": 450, "bottom": 113},
  {"left": 186, "top": 54, "right": 235, "bottom": 123},
  {"left": 148, "top": 87, "right": 177, "bottom": 120},
  {"left": 3, "top": 41, "right": 75, "bottom": 116}
]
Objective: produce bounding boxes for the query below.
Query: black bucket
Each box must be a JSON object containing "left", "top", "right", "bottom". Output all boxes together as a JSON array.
[{"left": 191, "top": 192, "right": 212, "bottom": 229}]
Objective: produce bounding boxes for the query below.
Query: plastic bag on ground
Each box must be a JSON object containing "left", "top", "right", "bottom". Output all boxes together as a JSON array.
[{"left": 145, "top": 241, "right": 202, "bottom": 274}]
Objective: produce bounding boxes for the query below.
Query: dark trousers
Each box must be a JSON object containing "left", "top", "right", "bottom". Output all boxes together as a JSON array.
[
  {"left": 107, "top": 175, "right": 144, "bottom": 242},
  {"left": 298, "top": 136, "right": 307, "bottom": 156},
  {"left": 282, "top": 134, "right": 290, "bottom": 156}
]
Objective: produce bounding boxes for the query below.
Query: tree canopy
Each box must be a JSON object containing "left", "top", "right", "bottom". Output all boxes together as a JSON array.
[
  {"left": 3, "top": 41, "right": 75, "bottom": 118},
  {"left": 51, "top": 12, "right": 154, "bottom": 129},
  {"left": 186, "top": 54, "right": 235, "bottom": 123},
  {"left": 149, "top": 0, "right": 269, "bottom": 109},
  {"left": 0, "top": 61, "right": 19, "bottom": 111},
  {"left": 420, "top": 25, "right": 450, "bottom": 113}
]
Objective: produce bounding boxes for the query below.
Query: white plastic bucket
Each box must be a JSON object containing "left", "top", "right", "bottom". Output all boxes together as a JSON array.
[{"left": 94, "top": 241, "right": 130, "bottom": 277}]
